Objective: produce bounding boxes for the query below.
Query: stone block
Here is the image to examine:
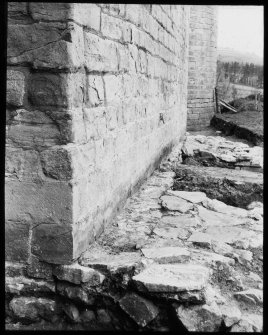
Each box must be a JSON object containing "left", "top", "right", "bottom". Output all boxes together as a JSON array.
[
  {"left": 8, "top": 22, "right": 84, "bottom": 69},
  {"left": 5, "top": 221, "right": 30, "bottom": 262},
  {"left": 26, "top": 255, "right": 54, "bottom": 280},
  {"left": 84, "top": 32, "right": 118, "bottom": 72},
  {"left": 8, "top": 2, "right": 28, "bottom": 18},
  {"left": 86, "top": 75, "right": 105, "bottom": 107},
  {"left": 29, "top": 73, "right": 84, "bottom": 108},
  {"left": 103, "top": 74, "right": 123, "bottom": 106},
  {"left": 40, "top": 147, "right": 72, "bottom": 181},
  {"left": 6, "top": 276, "right": 55, "bottom": 295},
  {"left": 6, "top": 70, "right": 25, "bottom": 107},
  {"left": 5, "top": 147, "right": 44, "bottom": 182},
  {"left": 73, "top": 4, "right": 101, "bottom": 30},
  {"left": 29, "top": 3, "right": 73, "bottom": 21},
  {"left": 31, "top": 224, "right": 73, "bottom": 264},
  {"left": 5, "top": 180, "right": 73, "bottom": 225},
  {"left": 101, "top": 13, "right": 123, "bottom": 40},
  {"left": 119, "top": 293, "right": 159, "bottom": 327},
  {"left": 100, "top": 4, "right": 126, "bottom": 17},
  {"left": 53, "top": 263, "right": 105, "bottom": 285},
  {"left": 6, "top": 109, "right": 61, "bottom": 149},
  {"left": 9, "top": 297, "right": 59, "bottom": 322},
  {"left": 57, "top": 282, "right": 95, "bottom": 305}
]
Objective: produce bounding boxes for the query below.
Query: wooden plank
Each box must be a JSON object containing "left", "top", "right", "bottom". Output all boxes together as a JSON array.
[{"left": 219, "top": 99, "right": 238, "bottom": 113}]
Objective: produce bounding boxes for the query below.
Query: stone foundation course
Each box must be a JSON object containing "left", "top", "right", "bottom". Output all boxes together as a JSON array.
[{"left": 6, "top": 140, "right": 263, "bottom": 331}]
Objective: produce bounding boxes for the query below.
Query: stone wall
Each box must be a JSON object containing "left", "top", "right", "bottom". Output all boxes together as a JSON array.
[
  {"left": 217, "top": 82, "right": 263, "bottom": 103},
  {"left": 187, "top": 6, "right": 218, "bottom": 130},
  {"left": 6, "top": 3, "right": 190, "bottom": 265}
]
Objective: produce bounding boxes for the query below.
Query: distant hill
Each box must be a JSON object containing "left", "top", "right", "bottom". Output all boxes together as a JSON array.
[{"left": 217, "top": 47, "right": 263, "bottom": 65}]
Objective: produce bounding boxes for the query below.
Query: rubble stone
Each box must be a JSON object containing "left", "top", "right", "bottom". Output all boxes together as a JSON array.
[
  {"left": 132, "top": 264, "right": 210, "bottom": 292},
  {"left": 160, "top": 195, "right": 194, "bottom": 213},
  {"left": 141, "top": 247, "right": 190, "bottom": 264},
  {"left": 175, "top": 301, "right": 222, "bottom": 332},
  {"left": 119, "top": 293, "right": 159, "bottom": 327}
]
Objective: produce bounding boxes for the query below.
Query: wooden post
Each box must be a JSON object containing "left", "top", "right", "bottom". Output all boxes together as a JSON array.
[
  {"left": 255, "top": 93, "right": 258, "bottom": 111},
  {"left": 215, "top": 87, "right": 220, "bottom": 114}
]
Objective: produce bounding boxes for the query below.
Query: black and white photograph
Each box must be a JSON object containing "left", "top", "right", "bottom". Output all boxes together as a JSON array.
[{"left": 5, "top": 2, "right": 263, "bottom": 331}]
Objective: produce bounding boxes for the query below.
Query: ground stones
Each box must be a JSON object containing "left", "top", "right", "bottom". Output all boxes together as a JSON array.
[
  {"left": 141, "top": 247, "right": 190, "bottom": 264},
  {"left": 119, "top": 293, "right": 159, "bottom": 327},
  {"left": 132, "top": 264, "right": 210, "bottom": 292},
  {"left": 160, "top": 195, "right": 194, "bottom": 213},
  {"left": 175, "top": 302, "right": 222, "bottom": 332}
]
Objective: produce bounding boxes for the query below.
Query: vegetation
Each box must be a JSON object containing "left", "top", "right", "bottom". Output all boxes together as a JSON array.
[{"left": 217, "top": 60, "right": 263, "bottom": 88}]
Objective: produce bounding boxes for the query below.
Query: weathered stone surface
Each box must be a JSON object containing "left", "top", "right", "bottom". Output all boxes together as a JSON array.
[
  {"left": 220, "top": 304, "right": 241, "bottom": 327},
  {"left": 141, "top": 247, "right": 190, "bottom": 264},
  {"left": 31, "top": 224, "right": 73, "bottom": 264},
  {"left": 53, "top": 263, "right": 105, "bottom": 285},
  {"left": 29, "top": 73, "right": 84, "bottom": 107},
  {"left": 5, "top": 276, "right": 55, "bottom": 295},
  {"left": 9, "top": 297, "right": 58, "bottom": 322},
  {"left": 204, "top": 226, "right": 262, "bottom": 249},
  {"left": 5, "top": 221, "right": 30, "bottom": 262},
  {"left": 153, "top": 227, "right": 191, "bottom": 240},
  {"left": 8, "top": 22, "right": 84, "bottom": 69},
  {"left": 40, "top": 147, "right": 72, "bottom": 180},
  {"left": 6, "top": 70, "right": 25, "bottom": 106},
  {"left": 188, "top": 232, "right": 212, "bottom": 248},
  {"left": 63, "top": 303, "right": 80, "bottom": 322},
  {"left": 5, "top": 180, "right": 73, "bottom": 225},
  {"left": 203, "top": 198, "right": 248, "bottom": 217},
  {"left": 247, "top": 201, "right": 263, "bottom": 210},
  {"left": 80, "top": 309, "right": 96, "bottom": 323},
  {"left": 26, "top": 255, "right": 54, "bottom": 280},
  {"left": 190, "top": 249, "right": 235, "bottom": 267},
  {"left": 234, "top": 289, "right": 263, "bottom": 305},
  {"left": 234, "top": 249, "right": 253, "bottom": 265},
  {"left": 231, "top": 314, "right": 263, "bottom": 332},
  {"left": 197, "top": 206, "right": 248, "bottom": 226},
  {"left": 119, "top": 293, "right": 159, "bottom": 327},
  {"left": 57, "top": 282, "right": 95, "bottom": 305},
  {"left": 219, "top": 154, "right": 236, "bottom": 163},
  {"left": 79, "top": 250, "right": 141, "bottom": 275},
  {"left": 175, "top": 302, "right": 222, "bottom": 332},
  {"left": 96, "top": 309, "right": 112, "bottom": 324},
  {"left": 132, "top": 264, "right": 210, "bottom": 292},
  {"left": 160, "top": 215, "right": 201, "bottom": 229},
  {"left": 160, "top": 195, "right": 194, "bottom": 213},
  {"left": 165, "top": 190, "right": 207, "bottom": 203},
  {"left": 5, "top": 262, "right": 26, "bottom": 277}
]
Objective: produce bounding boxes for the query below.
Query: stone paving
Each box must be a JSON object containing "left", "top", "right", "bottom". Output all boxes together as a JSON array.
[
  {"left": 6, "top": 133, "right": 263, "bottom": 331},
  {"left": 77, "top": 133, "right": 263, "bottom": 331}
]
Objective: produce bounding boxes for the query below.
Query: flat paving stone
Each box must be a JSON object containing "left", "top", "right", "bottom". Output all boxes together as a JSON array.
[
  {"left": 165, "top": 190, "right": 207, "bottom": 203},
  {"left": 141, "top": 247, "right": 190, "bottom": 264},
  {"left": 132, "top": 264, "right": 210, "bottom": 292},
  {"left": 160, "top": 195, "right": 194, "bottom": 213}
]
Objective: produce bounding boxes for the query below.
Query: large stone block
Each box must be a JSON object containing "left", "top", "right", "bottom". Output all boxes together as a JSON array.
[
  {"left": 40, "top": 146, "right": 72, "bottom": 181},
  {"left": 5, "top": 147, "right": 44, "bottom": 182},
  {"left": 5, "top": 180, "right": 73, "bottom": 225},
  {"left": 86, "top": 75, "right": 105, "bottom": 107},
  {"left": 84, "top": 32, "right": 118, "bottom": 72},
  {"left": 29, "top": 3, "right": 73, "bottom": 21},
  {"left": 31, "top": 224, "right": 73, "bottom": 264},
  {"left": 6, "top": 70, "right": 25, "bottom": 107},
  {"left": 6, "top": 109, "right": 62, "bottom": 149},
  {"left": 5, "top": 221, "right": 30, "bottom": 262},
  {"left": 8, "top": 22, "right": 84, "bottom": 69},
  {"left": 28, "top": 73, "right": 84, "bottom": 108}
]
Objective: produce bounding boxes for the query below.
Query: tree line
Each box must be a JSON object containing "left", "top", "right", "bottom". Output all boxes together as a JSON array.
[{"left": 217, "top": 60, "right": 263, "bottom": 88}]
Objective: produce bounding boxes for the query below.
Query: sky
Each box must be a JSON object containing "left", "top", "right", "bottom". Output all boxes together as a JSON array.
[{"left": 217, "top": 6, "right": 264, "bottom": 58}]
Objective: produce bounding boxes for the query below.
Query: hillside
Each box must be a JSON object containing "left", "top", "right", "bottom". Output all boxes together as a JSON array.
[{"left": 217, "top": 47, "right": 263, "bottom": 65}]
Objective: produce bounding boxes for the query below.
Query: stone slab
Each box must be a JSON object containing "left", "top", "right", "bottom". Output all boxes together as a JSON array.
[{"left": 132, "top": 264, "right": 210, "bottom": 292}]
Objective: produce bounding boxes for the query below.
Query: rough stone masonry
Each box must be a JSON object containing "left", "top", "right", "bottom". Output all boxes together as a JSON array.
[
  {"left": 6, "top": 3, "right": 196, "bottom": 264},
  {"left": 6, "top": 4, "right": 219, "bottom": 329}
]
